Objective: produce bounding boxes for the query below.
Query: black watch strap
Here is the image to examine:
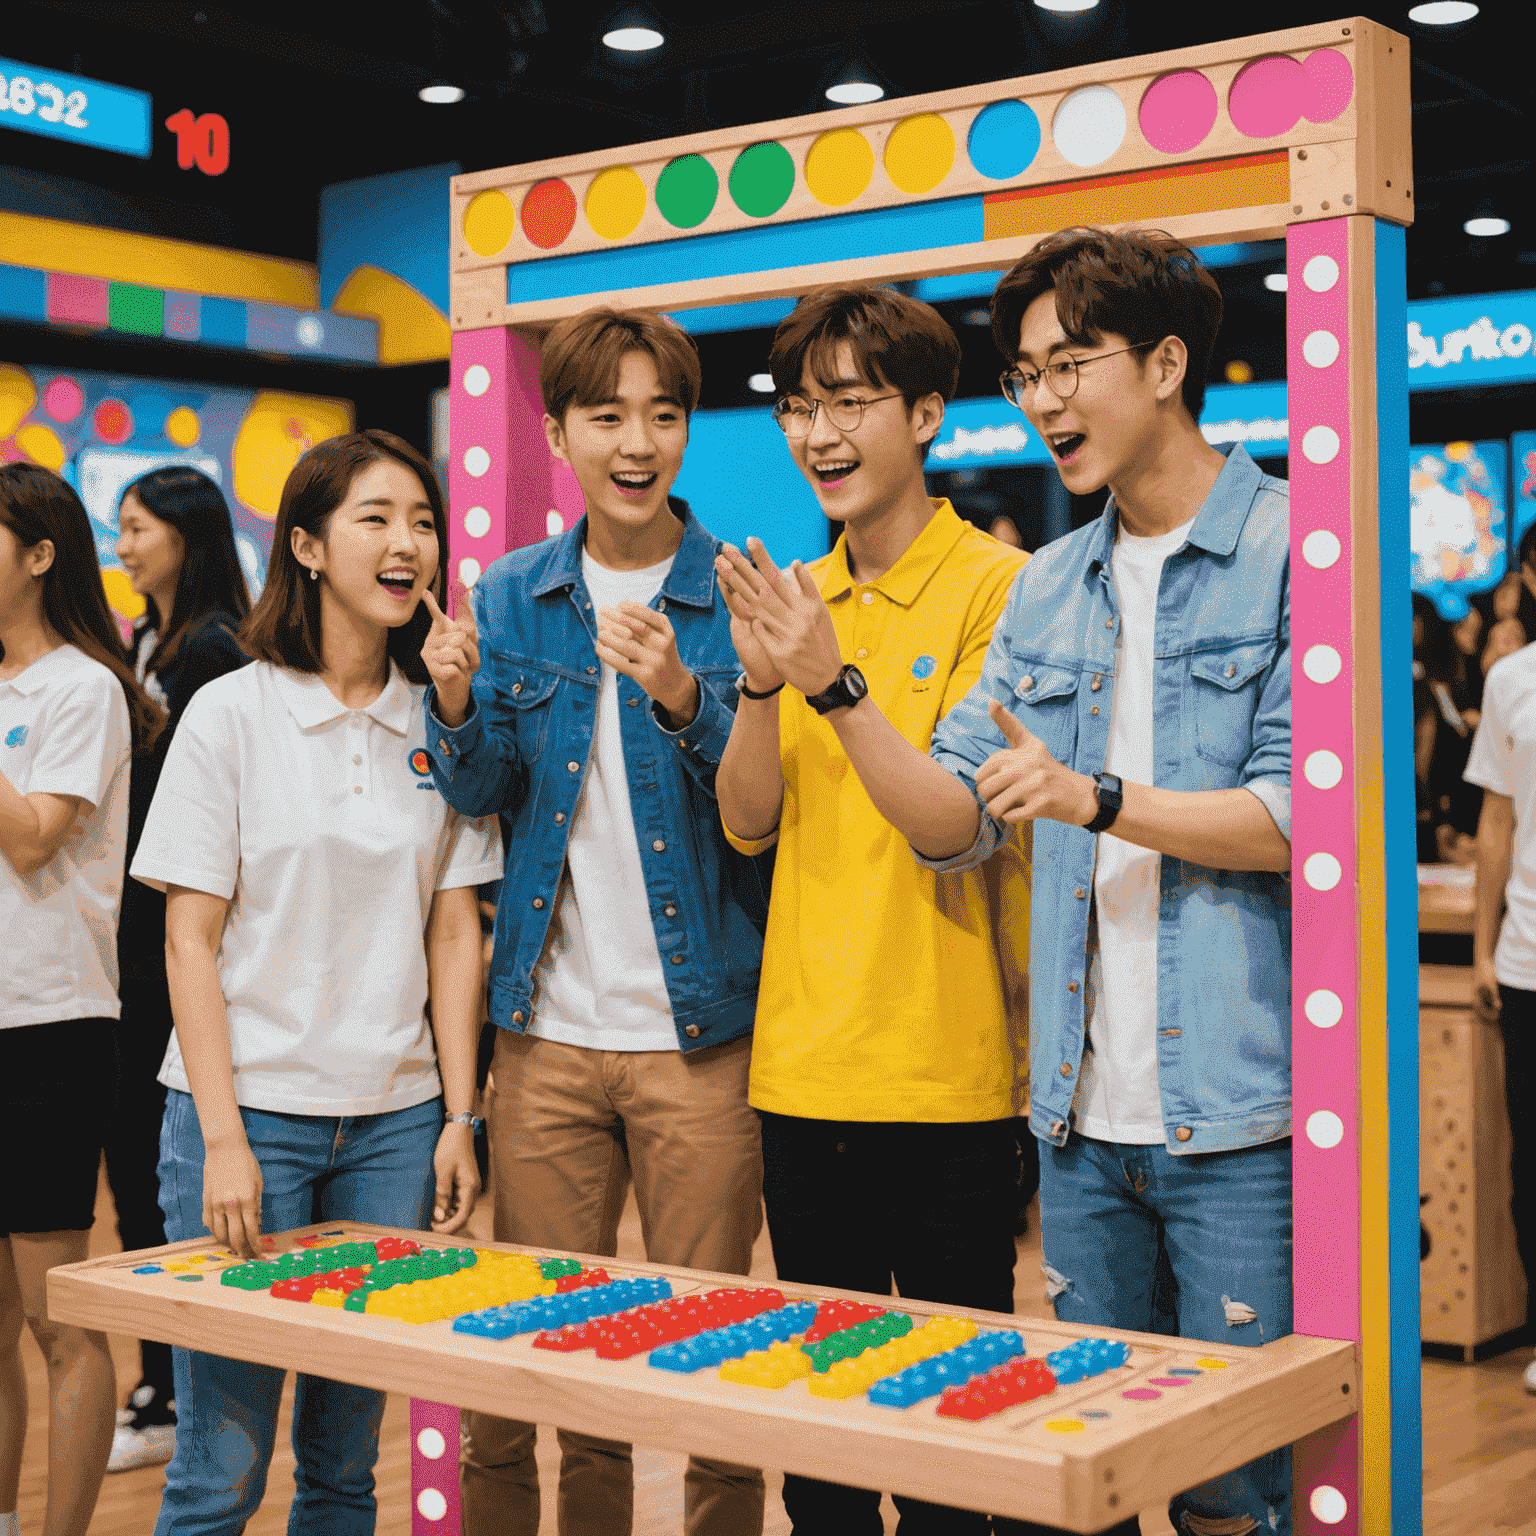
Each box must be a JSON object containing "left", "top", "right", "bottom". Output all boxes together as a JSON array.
[
  {"left": 735, "top": 673, "right": 785, "bottom": 701},
  {"left": 805, "top": 664, "right": 868, "bottom": 716},
  {"left": 1085, "top": 772, "right": 1123, "bottom": 834}
]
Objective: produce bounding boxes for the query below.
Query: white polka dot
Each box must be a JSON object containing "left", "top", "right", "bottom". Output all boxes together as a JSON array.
[
  {"left": 463, "top": 365, "right": 491, "bottom": 397},
  {"left": 1303, "top": 425, "right": 1341, "bottom": 465},
  {"left": 416, "top": 1427, "right": 447, "bottom": 1459},
  {"left": 1302, "top": 330, "right": 1340, "bottom": 369},
  {"left": 1304, "top": 750, "right": 1343, "bottom": 789},
  {"left": 1052, "top": 86, "right": 1127, "bottom": 167},
  {"left": 546, "top": 509, "right": 565, "bottom": 537},
  {"left": 1305, "top": 990, "right": 1344, "bottom": 1029},
  {"left": 1306, "top": 1111, "right": 1345, "bottom": 1149},
  {"left": 1303, "top": 255, "right": 1340, "bottom": 292},
  {"left": 458, "top": 557, "right": 482, "bottom": 586},
  {"left": 463, "top": 446, "right": 491, "bottom": 477},
  {"left": 295, "top": 315, "right": 324, "bottom": 348},
  {"left": 1303, "top": 851, "right": 1342, "bottom": 890},
  {"left": 464, "top": 505, "right": 492, "bottom": 539},
  {"left": 416, "top": 1487, "right": 448, "bottom": 1521},
  {"left": 1302, "top": 530, "right": 1341, "bottom": 569},
  {"left": 1302, "top": 645, "right": 1342, "bottom": 684},
  {"left": 1309, "top": 1485, "right": 1348, "bottom": 1524}
]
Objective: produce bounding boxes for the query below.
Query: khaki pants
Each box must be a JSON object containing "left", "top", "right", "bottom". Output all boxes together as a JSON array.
[{"left": 461, "top": 1029, "right": 765, "bottom": 1536}]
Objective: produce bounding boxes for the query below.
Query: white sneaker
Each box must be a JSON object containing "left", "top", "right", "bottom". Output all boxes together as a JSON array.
[
  {"left": 107, "top": 1421, "right": 176, "bottom": 1473},
  {"left": 1524, "top": 1354, "right": 1536, "bottom": 1394}
]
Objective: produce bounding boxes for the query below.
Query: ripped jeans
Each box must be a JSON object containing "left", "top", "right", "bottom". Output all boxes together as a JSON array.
[{"left": 1034, "top": 1134, "right": 1293, "bottom": 1536}]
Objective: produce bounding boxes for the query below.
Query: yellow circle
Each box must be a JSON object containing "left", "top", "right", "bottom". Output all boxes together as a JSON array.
[
  {"left": 165, "top": 406, "right": 200, "bottom": 447},
  {"left": 1044, "top": 1420, "right": 1086, "bottom": 1434},
  {"left": 805, "top": 127, "right": 874, "bottom": 207},
  {"left": 102, "top": 568, "right": 146, "bottom": 623},
  {"left": 585, "top": 166, "right": 647, "bottom": 241},
  {"left": 463, "top": 190, "right": 517, "bottom": 258},
  {"left": 884, "top": 113, "right": 956, "bottom": 195},
  {"left": 15, "top": 422, "right": 65, "bottom": 471},
  {"left": 1195, "top": 1358, "right": 1228, "bottom": 1370}
]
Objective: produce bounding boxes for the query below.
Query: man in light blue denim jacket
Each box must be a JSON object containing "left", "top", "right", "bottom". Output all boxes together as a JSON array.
[{"left": 839, "top": 231, "right": 1292, "bottom": 1536}]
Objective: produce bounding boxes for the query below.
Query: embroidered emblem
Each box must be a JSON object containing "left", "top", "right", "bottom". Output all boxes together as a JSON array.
[
  {"left": 409, "top": 748, "right": 432, "bottom": 776},
  {"left": 4, "top": 725, "right": 26, "bottom": 748},
  {"left": 911, "top": 655, "right": 937, "bottom": 681}
]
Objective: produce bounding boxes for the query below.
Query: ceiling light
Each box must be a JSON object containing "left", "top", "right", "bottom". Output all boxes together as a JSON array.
[
  {"left": 748, "top": 373, "right": 776, "bottom": 393},
  {"left": 1464, "top": 215, "right": 1510, "bottom": 237},
  {"left": 418, "top": 84, "right": 465, "bottom": 104},
  {"left": 1264, "top": 273, "right": 1288, "bottom": 292},
  {"left": 825, "top": 58, "right": 884, "bottom": 106},
  {"left": 962, "top": 308, "right": 992, "bottom": 327},
  {"left": 1407, "top": 2, "right": 1479, "bottom": 22},
  {"left": 1035, "top": 0, "right": 1101, "bottom": 11},
  {"left": 604, "top": 25, "right": 664, "bottom": 51}
]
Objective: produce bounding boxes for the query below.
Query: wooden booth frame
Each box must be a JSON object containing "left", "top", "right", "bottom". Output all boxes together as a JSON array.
[{"left": 431, "top": 16, "right": 1418, "bottom": 1535}]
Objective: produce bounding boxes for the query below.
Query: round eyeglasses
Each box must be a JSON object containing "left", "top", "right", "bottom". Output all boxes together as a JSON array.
[
  {"left": 999, "top": 342, "right": 1156, "bottom": 409},
  {"left": 772, "top": 391, "right": 903, "bottom": 439}
]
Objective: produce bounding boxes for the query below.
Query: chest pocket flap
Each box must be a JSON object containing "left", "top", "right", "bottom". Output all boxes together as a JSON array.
[
  {"left": 1012, "top": 662, "right": 1079, "bottom": 760},
  {"left": 506, "top": 665, "right": 558, "bottom": 759},
  {"left": 1190, "top": 639, "right": 1275, "bottom": 693},
  {"left": 1190, "top": 638, "right": 1275, "bottom": 768}
]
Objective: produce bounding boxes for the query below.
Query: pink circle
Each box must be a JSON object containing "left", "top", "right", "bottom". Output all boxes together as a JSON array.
[
  {"left": 1147, "top": 1377, "right": 1192, "bottom": 1388},
  {"left": 43, "top": 376, "right": 84, "bottom": 423},
  {"left": 1303, "top": 49, "right": 1353, "bottom": 124},
  {"left": 1121, "top": 1388, "right": 1162, "bottom": 1401},
  {"left": 1228, "top": 55, "right": 1308, "bottom": 139},
  {"left": 1139, "top": 71, "right": 1218, "bottom": 155}
]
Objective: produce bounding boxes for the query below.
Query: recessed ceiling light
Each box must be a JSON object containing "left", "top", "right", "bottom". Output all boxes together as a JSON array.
[
  {"left": 418, "top": 84, "right": 465, "bottom": 104},
  {"left": 961, "top": 308, "right": 992, "bottom": 327},
  {"left": 1407, "top": 2, "right": 1479, "bottom": 23},
  {"left": 1035, "top": 0, "right": 1100, "bottom": 11},
  {"left": 1464, "top": 216, "right": 1510, "bottom": 236},
  {"left": 748, "top": 373, "right": 776, "bottom": 393},
  {"left": 1264, "top": 273, "right": 1288, "bottom": 292},
  {"left": 604, "top": 26, "right": 665, "bottom": 51},
  {"left": 826, "top": 80, "right": 885, "bottom": 105}
]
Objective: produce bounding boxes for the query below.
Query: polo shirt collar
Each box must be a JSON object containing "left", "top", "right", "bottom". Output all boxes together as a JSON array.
[
  {"left": 819, "top": 499, "right": 967, "bottom": 608},
  {"left": 529, "top": 497, "right": 717, "bottom": 609},
  {"left": 0, "top": 642, "right": 76, "bottom": 695},
  {"left": 273, "top": 663, "right": 415, "bottom": 735}
]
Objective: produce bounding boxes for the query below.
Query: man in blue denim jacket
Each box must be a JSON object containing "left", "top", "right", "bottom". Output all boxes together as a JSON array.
[
  {"left": 836, "top": 232, "right": 1291, "bottom": 1536},
  {"left": 419, "top": 309, "right": 772, "bottom": 1536}
]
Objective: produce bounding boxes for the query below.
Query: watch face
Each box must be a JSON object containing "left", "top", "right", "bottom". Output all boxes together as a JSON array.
[{"left": 844, "top": 666, "right": 869, "bottom": 701}]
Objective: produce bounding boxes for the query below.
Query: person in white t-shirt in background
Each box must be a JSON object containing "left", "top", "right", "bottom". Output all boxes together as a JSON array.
[
  {"left": 0, "top": 462, "right": 167, "bottom": 1536},
  {"left": 130, "top": 431, "right": 502, "bottom": 1536},
  {"left": 422, "top": 309, "right": 772, "bottom": 1536},
  {"left": 1466, "top": 518, "right": 1536, "bottom": 1396}
]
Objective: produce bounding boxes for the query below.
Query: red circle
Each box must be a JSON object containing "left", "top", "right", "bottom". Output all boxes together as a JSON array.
[
  {"left": 94, "top": 399, "right": 133, "bottom": 444},
  {"left": 521, "top": 179, "right": 577, "bottom": 250}
]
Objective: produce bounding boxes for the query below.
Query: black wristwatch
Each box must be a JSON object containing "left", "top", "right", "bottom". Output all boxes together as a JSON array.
[
  {"left": 805, "top": 664, "right": 869, "bottom": 715},
  {"left": 1084, "top": 772, "right": 1123, "bottom": 833}
]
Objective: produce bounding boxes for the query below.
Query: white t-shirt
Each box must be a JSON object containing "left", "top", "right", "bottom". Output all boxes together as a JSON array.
[
  {"left": 529, "top": 550, "right": 677, "bottom": 1052},
  {"left": 1, "top": 644, "right": 131, "bottom": 1028},
  {"left": 131, "top": 662, "right": 503, "bottom": 1113},
  {"left": 1074, "top": 517, "right": 1195, "bottom": 1143},
  {"left": 1465, "top": 642, "right": 1536, "bottom": 990}
]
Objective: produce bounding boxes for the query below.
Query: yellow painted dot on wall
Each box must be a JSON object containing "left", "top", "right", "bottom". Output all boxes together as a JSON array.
[
  {"left": 102, "top": 568, "right": 146, "bottom": 624},
  {"left": 0, "top": 364, "right": 38, "bottom": 438},
  {"left": 15, "top": 423, "right": 65, "bottom": 471},
  {"left": 884, "top": 113, "right": 956, "bottom": 195},
  {"left": 463, "top": 190, "right": 517, "bottom": 258},
  {"left": 585, "top": 166, "right": 648, "bottom": 241},
  {"left": 805, "top": 127, "right": 875, "bottom": 207},
  {"left": 165, "top": 406, "right": 201, "bottom": 447},
  {"left": 1043, "top": 1420, "right": 1086, "bottom": 1434},
  {"left": 233, "top": 392, "right": 355, "bottom": 521}
]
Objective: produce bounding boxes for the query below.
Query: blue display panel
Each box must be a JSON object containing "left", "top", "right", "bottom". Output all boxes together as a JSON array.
[
  {"left": 1409, "top": 440, "right": 1509, "bottom": 619},
  {"left": 0, "top": 56, "right": 151, "bottom": 158},
  {"left": 1407, "top": 290, "right": 1536, "bottom": 392},
  {"left": 1512, "top": 432, "right": 1536, "bottom": 562}
]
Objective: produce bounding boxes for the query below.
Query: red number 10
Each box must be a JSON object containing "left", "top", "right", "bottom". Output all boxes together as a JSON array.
[{"left": 165, "top": 109, "right": 230, "bottom": 175}]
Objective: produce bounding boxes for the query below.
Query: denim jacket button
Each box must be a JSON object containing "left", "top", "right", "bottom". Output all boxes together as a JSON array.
[
  {"left": 512, "top": 1011, "right": 525, "bottom": 1025},
  {"left": 1021, "top": 675, "right": 1034, "bottom": 690},
  {"left": 671, "top": 954, "right": 683, "bottom": 965},
  {"left": 1091, "top": 675, "right": 1102, "bottom": 691},
  {"left": 684, "top": 1024, "right": 700, "bottom": 1037},
  {"left": 1225, "top": 662, "right": 1237, "bottom": 678},
  {"left": 567, "top": 761, "right": 580, "bottom": 772},
  {"left": 1059, "top": 1063, "right": 1073, "bottom": 1077},
  {"left": 652, "top": 839, "right": 666, "bottom": 852},
  {"left": 586, "top": 666, "right": 597, "bottom": 675},
  {"left": 554, "top": 812, "right": 565, "bottom": 824},
  {"left": 1091, "top": 705, "right": 1100, "bottom": 715},
  {"left": 1067, "top": 981, "right": 1079, "bottom": 993},
  {"left": 1105, "top": 618, "right": 1114, "bottom": 629},
  {"left": 627, "top": 697, "right": 639, "bottom": 706},
  {"left": 664, "top": 905, "right": 677, "bottom": 917},
  {"left": 512, "top": 683, "right": 522, "bottom": 695},
  {"left": 1175, "top": 1126, "right": 1193, "bottom": 1142},
  {"left": 1050, "top": 1119, "right": 1064, "bottom": 1134},
  {"left": 1074, "top": 888, "right": 1085, "bottom": 899},
  {"left": 532, "top": 897, "right": 544, "bottom": 910}
]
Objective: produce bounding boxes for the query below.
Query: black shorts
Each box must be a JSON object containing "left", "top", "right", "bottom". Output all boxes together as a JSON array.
[{"left": 0, "top": 1017, "right": 116, "bottom": 1236}]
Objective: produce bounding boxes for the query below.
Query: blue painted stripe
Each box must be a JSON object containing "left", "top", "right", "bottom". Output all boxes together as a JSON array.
[
  {"left": 669, "top": 297, "right": 797, "bottom": 335},
  {"left": 509, "top": 195, "right": 986, "bottom": 306},
  {"left": 913, "top": 270, "right": 1006, "bottom": 303},
  {"left": 1375, "top": 217, "right": 1422, "bottom": 1536},
  {"left": 0, "top": 262, "right": 48, "bottom": 323},
  {"left": 200, "top": 296, "right": 248, "bottom": 348}
]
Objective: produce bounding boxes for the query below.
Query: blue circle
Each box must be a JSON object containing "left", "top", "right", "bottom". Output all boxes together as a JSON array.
[
  {"left": 912, "top": 654, "right": 937, "bottom": 681},
  {"left": 967, "top": 100, "right": 1041, "bottom": 181}
]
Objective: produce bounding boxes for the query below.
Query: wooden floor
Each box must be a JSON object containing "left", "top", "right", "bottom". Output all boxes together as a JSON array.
[{"left": 13, "top": 1170, "right": 1533, "bottom": 1534}]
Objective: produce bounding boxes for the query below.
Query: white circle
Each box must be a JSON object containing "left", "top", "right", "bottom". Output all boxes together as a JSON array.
[
  {"left": 826, "top": 81, "right": 885, "bottom": 104},
  {"left": 1302, "top": 426, "right": 1341, "bottom": 465},
  {"left": 463, "top": 365, "right": 491, "bottom": 397},
  {"left": 416, "top": 1487, "right": 449, "bottom": 1521},
  {"left": 458, "top": 557, "right": 482, "bottom": 587},
  {"left": 1052, "top": 86, "right": 1127, "bottom": 167},
  {"left": 295, "top": 315, "right": 324, "bottom": 348},
  {"left": 417, "top": 1427, "right": 447, "bottom": 1459},
  {"left": 748, "top": 373, "right": 775, "bottom": 393},
  {"left": 1303, "top": 750, "right": 1343, "bottom": 789},
  {"left": 1305, "top": 990, "right": 1344, "bottom": 1029},
  {"left": 603, "top": 26, "right": 664, "bottom": 50},
  {"left": 463, "top": 446, "right": 491, "bottom": 477},
  {"left": 1309, "top": 1484, "right": 1349, "bottom": 1524},
  {"left": 1306, "top": 1111, "right": 1345, "bottom": 1149},
  {"left": 1302, "top": 530, "right": 1341, "bottom": 569},
  {"left": 1302, "top": 645, "right": 1342, "bottom": 684},
  {"left": 546, "top": 509, "right": 565, "bottom": 538},
  {"left": 463, "top": 506, "right": 492, "bottom": 539},
  {"left": 1302, "top": 330, "right": 1340, "bottom": 369},
  {"left": 1303, "top": 852, "right": 1342, "bottom": 891},
  {"left": 1303, "top": 255, "right": 1340, "bottom": 293},
  {"left": 1408, "top": 1, "right": 1478, "bottom": 21},
  {"left": 1263, "top": 272, "right": 1288, "bottom": 293}
]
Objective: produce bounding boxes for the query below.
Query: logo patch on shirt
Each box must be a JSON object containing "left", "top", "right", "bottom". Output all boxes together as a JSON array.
[
  {"left": 911, "top": 655, "right": 937, "bottom": 681},
  {"left": 409, "top": 748, "right": 432, "bottom": 776},
  {"left": 4, "top": 725, "right": 25, "bottom": 748}
]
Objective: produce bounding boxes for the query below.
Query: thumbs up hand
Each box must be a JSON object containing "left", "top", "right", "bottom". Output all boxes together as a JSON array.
[
  {"left": 421, "top": 581, "right": 480, "bottom": 727},
  {"left": 976, "top": 696, "right": 1099, "bottom": 828}
]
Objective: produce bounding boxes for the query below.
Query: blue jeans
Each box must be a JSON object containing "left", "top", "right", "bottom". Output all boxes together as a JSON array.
[
  {"left": 154, "top": 1089, "right": 440, "bottom": 1536},
  {"left": 1033, "top": 1135, "right": 1293, "bottom": 1536}
]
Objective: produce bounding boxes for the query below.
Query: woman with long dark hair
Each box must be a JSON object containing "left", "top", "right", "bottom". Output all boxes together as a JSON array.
[
  {"left": 105, "top": 466, "right": 252, "bottom": 1473},
  {"left": 0, "top": 462, "right": 164, "bottom": 1536},
  {"left": 131, "top": 431, "right": 500, "bottom": 1536}
]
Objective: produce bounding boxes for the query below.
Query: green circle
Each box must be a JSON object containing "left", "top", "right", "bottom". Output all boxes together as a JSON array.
[
  {"left": 728, "top": 141, "right": 795, "bottom": 218},
  {"left": 656, "top": 154, "right": 719, "bottom": 229}
]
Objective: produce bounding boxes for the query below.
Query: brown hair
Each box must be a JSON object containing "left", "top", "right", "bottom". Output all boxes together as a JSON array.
[
  {"left": 768, "top": 285, "right": 961, "bottom": 461},
  {"left": 240, "top": 430, "right": 447, "bottom": 683},
  {"left": 0, "top": 463, "right": 165, "bottom": 755},
  {"left": 540, "top": 307, "right": 702, "bottom": 423},
  {"left": 990, "top": 228, "right": 1224, "bottom": 421}
]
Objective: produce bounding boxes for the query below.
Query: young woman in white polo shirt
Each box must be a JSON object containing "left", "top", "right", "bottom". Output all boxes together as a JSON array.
[
  {"left": 1, "top": 462, "right": 166, "bottom": 1536},
  {"left": 131, "top": 431, "right": 502, "bottom": 1536}
]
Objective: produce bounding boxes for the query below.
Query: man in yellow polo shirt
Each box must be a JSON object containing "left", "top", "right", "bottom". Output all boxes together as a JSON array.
[{"left": 715, "top": 284, "right": 1029, "bottom": 1536}]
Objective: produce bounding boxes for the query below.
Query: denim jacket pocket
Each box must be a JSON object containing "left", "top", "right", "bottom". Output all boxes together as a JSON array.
[
  {"left": 504, "top": 664, "right": 559, "bottom": 762},
  {"left": 1189, "top": 639, "right": 1276, "bottom": 767},
  {"left": 1012, "top": 663, "right": 1080, "bottom": 764}
]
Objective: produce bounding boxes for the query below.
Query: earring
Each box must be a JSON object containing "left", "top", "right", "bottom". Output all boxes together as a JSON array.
[{"left": 309, "top": 568, "right": 318, "bottom": 582}]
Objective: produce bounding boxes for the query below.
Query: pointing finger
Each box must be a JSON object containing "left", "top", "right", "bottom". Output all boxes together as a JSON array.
[
  {"left": 421, "top": 590, "right": 448, "bottom": 628},
  {"left": 448, "top": 577, "right": 470, "bottom": 622},
  {"left": 988, "top": 696, "right": 1031, "bottom": 748}
]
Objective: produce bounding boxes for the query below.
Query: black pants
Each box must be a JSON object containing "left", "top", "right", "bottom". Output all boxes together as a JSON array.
[
  {"left": 1499, "top": 985, "right": 1536, "bottom": 1332},
  {"left": 760, "top": 1112, "right": 1018, "bottom": 1536},
  {"left": 104, "top": 972, "right": 175, "bottom": 1400}
]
